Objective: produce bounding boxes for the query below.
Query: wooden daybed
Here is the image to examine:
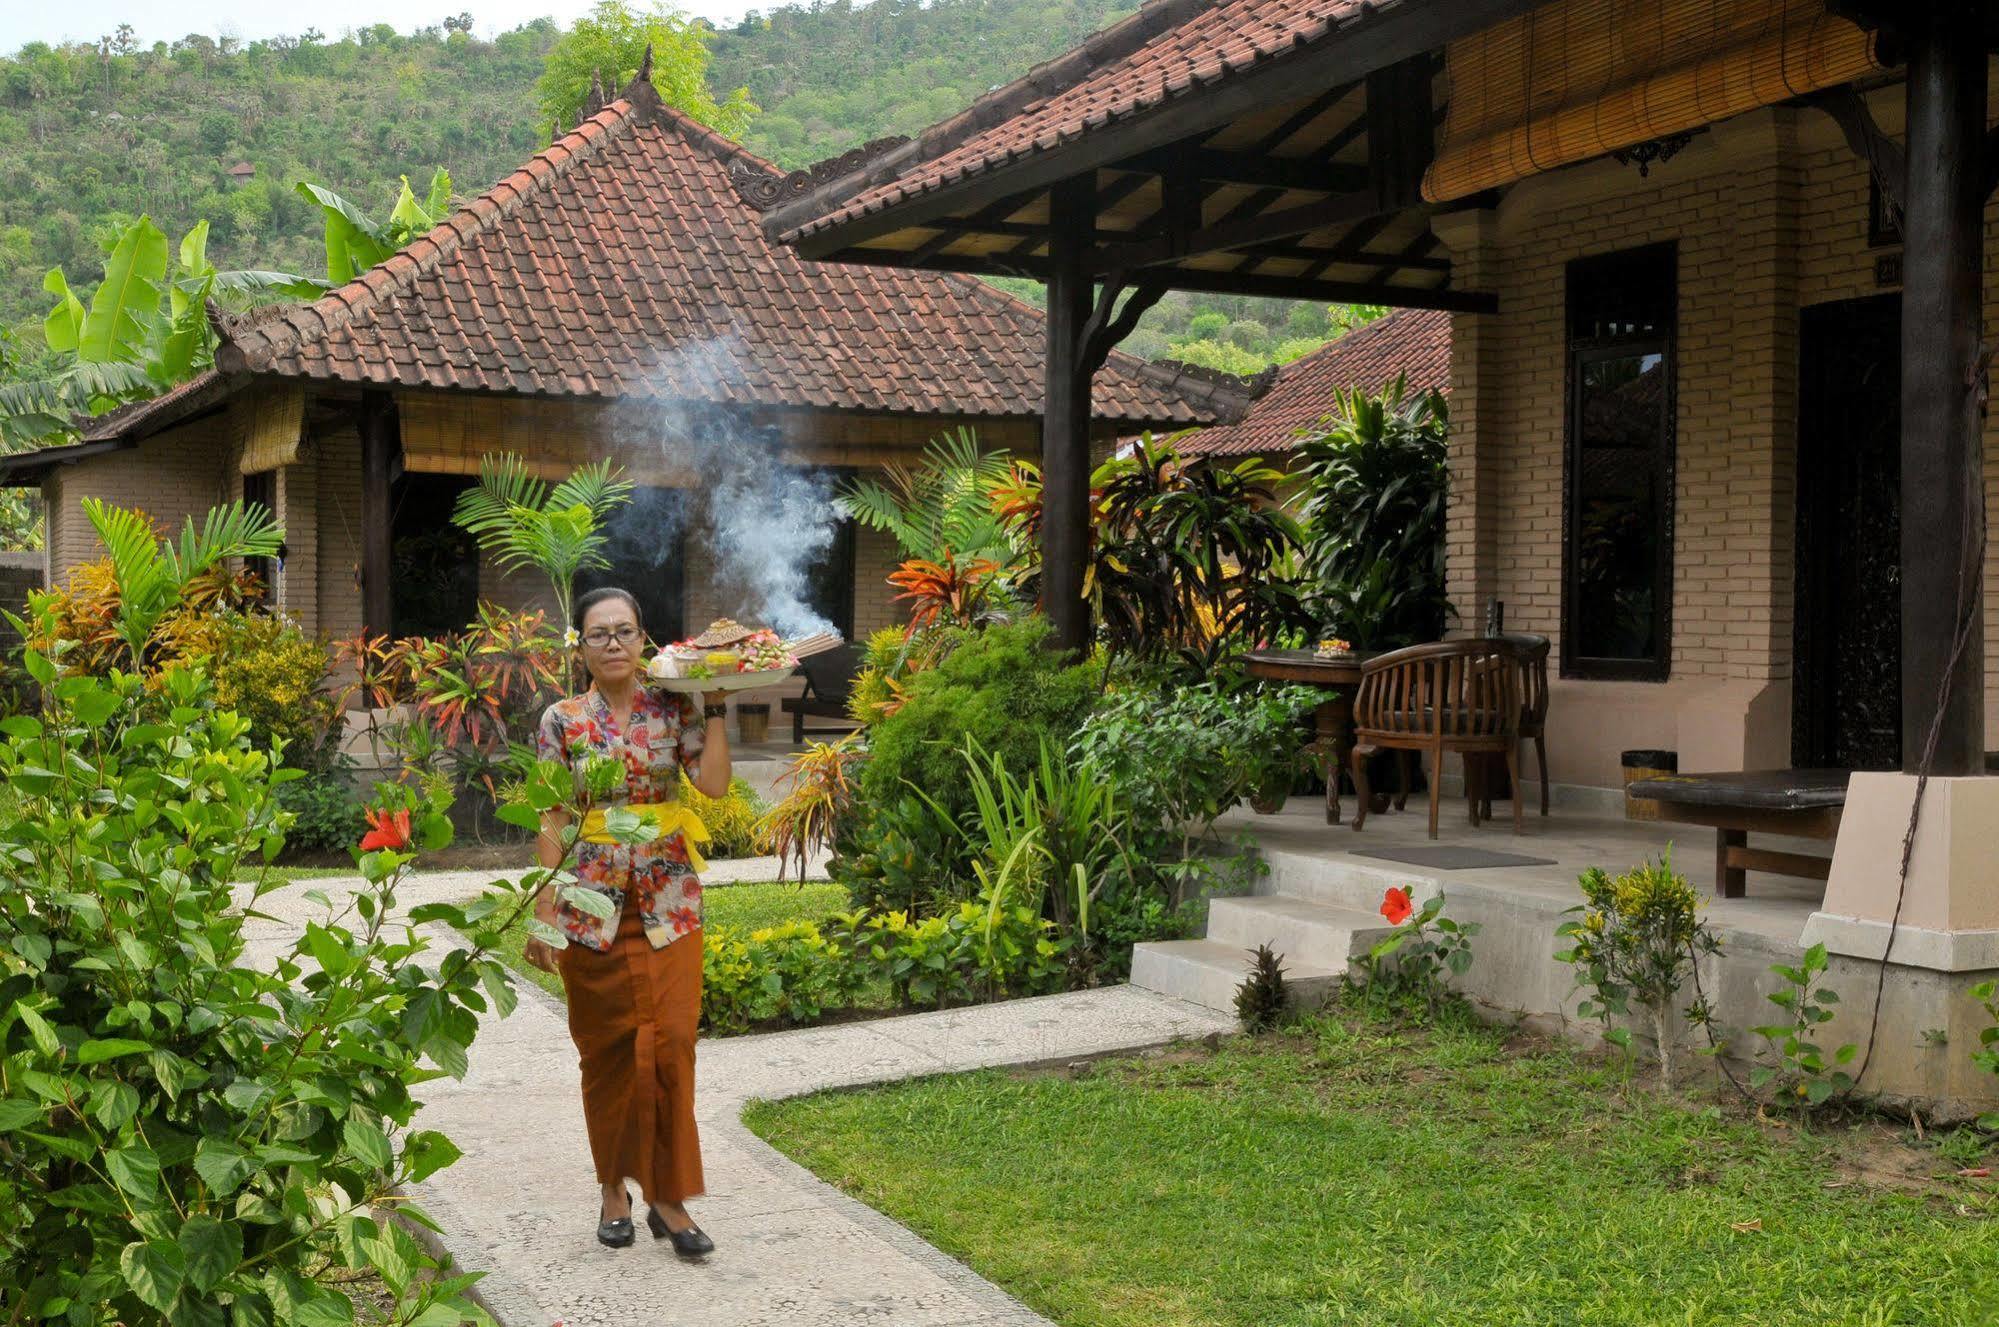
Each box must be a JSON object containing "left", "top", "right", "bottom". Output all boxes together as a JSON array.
[{"left": 1621, "top": 770, "right": 1849, "bottom": 897}]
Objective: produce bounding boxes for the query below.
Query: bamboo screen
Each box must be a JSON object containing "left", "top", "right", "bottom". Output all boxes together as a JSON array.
[
  {"left": 1422, "top": 0, "right": 1886, "bottom": 203},
  {"left": 397, "top": 394, "right": 704, "bottom": 487},
  {"left": 233, "top": 384, "right": 306, "bottom": 475}
]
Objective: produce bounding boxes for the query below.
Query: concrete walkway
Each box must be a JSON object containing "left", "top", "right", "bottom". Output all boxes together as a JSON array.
[{"left": 240, "top": 871, "right": 1235, "bottom": 1327}]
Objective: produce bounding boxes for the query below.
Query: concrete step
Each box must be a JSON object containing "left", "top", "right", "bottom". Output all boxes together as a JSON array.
[
  {"left": 1204, "top": 894, "right": 1396, "bottom": 969},
  {"left": 1129, "top": 938, "right": 1344, "bottom": 1015},
  {"left": 1258, "top": 845, "right": 1427, "bottom": 911}
]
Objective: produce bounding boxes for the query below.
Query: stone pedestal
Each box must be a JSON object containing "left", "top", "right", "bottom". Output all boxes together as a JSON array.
[{"left": 1804, "top": 773, "right": 1999, "bottom": 970}]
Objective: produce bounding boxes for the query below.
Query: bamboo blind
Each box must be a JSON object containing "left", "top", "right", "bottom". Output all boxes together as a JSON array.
[
  {"left": 234, "top": 383, "right": 306, "bottom": 475},
  {"left": 1422, "top": 0, "right": 1886, "bottom": 203},
  {"left": 394, "top": 392, "right": 1010, "bottom": 484}
]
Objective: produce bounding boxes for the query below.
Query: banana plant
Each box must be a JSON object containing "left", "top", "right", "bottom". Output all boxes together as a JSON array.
[
  {"left": 3, "top": 217, "right": 323, "bottom": 449},
  {"left": 83, "top": 497, "right": 284, "bottom": 664},
  {"left": 451, "top": 453, "right": 634, "bottom": 629},
  {"left": 296, "top": 169, "right": 453, "bottom": 284}
]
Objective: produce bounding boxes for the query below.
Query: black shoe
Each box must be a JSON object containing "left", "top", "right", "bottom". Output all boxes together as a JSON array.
[
  {"left": 647, "top": 1205, "right": 715, "bottom": 1257},
  {"left": 597, "top": 1189, "right": 635, "bottom": 1248}
]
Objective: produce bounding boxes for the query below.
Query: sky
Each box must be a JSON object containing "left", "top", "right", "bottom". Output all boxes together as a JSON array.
[{"left": 0, "top": 0, "right": 756, "bottom": 55}]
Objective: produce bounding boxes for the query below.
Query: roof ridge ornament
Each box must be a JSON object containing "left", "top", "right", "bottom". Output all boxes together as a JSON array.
[
  {"left": 582, "top": 70, "right": 606, "bottom": 123},
  {"left": 619, "top": 43, "right": 665, "bottom": 118},
  {"left": 730, "top": 135, "right": 912, "bottom": 211},
  {"left": 1148, "top": 359, "right": 1280, "bottom": 401}
]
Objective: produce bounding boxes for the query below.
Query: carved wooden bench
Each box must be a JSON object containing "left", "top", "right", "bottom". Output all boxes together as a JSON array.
[{"left": 1621, "top": 770, "right": 1849, "bottom": 898}]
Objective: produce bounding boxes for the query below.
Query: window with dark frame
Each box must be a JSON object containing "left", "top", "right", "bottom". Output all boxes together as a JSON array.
[
  {"left": 241, "top": 471, "right": 277, "bottom": 606},
  {"left": 1563, "top": 242, "right": 1676, "bottom": 681}
]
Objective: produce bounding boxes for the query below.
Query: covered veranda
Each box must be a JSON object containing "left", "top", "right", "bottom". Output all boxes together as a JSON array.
[{"left": 768, "top": 0, "right": 1999, "bottom": 1111}]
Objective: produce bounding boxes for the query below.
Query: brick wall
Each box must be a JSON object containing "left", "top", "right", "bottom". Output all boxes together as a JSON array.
[
  {"left": 42, "top": 416, "right": 232, "bottom": 584},
  {"left": 0, "top": 552, "right": 43, "bottom": 641},
  {"left": 1440, "top": 97, "right": 1999, "bottom": 789}
]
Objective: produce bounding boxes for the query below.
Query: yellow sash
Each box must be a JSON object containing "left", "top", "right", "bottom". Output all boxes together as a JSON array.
[{"left": 577, "top": 801, "right": 711, "bottom": 872}]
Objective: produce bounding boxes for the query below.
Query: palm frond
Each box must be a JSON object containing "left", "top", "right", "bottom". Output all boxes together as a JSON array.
[{"left": 547, "top": 459, "right": 634, "bottom": 520}]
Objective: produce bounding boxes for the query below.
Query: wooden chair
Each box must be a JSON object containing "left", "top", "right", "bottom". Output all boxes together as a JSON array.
[
  {"left": 780, "top": 643, "right": 859, "bottom": 742},
  {"left": 1473, "top": 633, "right": 1552, "bottom": 820},
  {"left": 1350, "top": 640, "right": 1524, "bottom": 839}
]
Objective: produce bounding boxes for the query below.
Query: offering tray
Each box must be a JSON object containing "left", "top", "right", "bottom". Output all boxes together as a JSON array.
[{"left": 650, "top": 666, "right": 796, "bottom": 693}]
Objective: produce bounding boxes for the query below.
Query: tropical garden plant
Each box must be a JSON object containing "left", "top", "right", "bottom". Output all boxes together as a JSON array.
[
  {"left": 294, "top": 168, "right": 453, "bottom": 284},
  {"left": 1292, "top": 375, "right": 1452, "bottom": 649},
  {"left": 451, "top": 452, "right": 635, "bottom": 630},
  {"left": 1353, "top": 886, "right": 1479, "bottom": 1018},
  {"left": 1751, "top": 943, "right": 1859, "bottom": 1113},
  {"left": 0, "top": 499, "right": 634, "bottom": 1324},
  {"left": 838, "top": 427, "right": 1019, "bottom": 571},
  {"left": 1554, "top": 853, "right": 1722, "bottom": 1089},
  {"left": 1, "top": 217, "right": 321, "bottom": 447},
  {"left": 1085, "top": 439, "right": 1306, "bottom": 670}
]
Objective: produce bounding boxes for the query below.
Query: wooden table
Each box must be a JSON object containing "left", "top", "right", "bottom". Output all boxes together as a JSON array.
[
  {"left": 1241, "top": 648, "right": 1379, "bottom": 824},
  {"left": 1623, "top": 770, "right": 1848, "bottom": 897}
]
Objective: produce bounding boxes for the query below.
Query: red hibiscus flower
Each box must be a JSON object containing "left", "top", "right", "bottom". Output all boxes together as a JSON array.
[
  {"left": 360, "top": 807, "right": 412, "bottom": 852},
  {"left": 1380, "top": 886, "right": 1414, "bottom": 926}
]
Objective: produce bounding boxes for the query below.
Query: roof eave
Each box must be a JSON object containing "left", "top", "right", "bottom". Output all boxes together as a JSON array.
[{"left": 771, "top": 0, "right": 1546, "bottom": 258}]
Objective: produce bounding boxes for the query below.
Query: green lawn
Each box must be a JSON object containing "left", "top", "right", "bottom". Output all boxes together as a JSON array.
[
  {"left": 744, "top": 1009, "right": 1999, "bottom": 1327},
  {"left": 480, "top": 879, "right": 855, "bottom": 1004}
]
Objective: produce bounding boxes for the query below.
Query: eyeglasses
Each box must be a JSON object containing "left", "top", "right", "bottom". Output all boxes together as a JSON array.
[{"left": 583, "top": 626, "right": 642, "bottom": 648}]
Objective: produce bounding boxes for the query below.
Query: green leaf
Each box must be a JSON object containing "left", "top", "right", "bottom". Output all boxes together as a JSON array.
[
  {"left": 292, "top": 1291, "right": 355, "bottom": 1327},
  {"left": 559, "top": 884, "right": 616, "bottom": 919},
  {"left": 178, "top": 1214, "right": 242, "bottom": 1293},
  {"left": 0, "top": 1099, "right": 43, "bottom": 1130},
  {"left": 406, "top": 1305, "right": 463, "bottom": 1327},
  {"left": 121, "top": 1239, "right": 186, "bottom": 1312},
  {"left": 343, "top": 1117, "right": 393, "bottom": 1172},
  {"left": 78, "top": 1037, "right": 154, "bottom": 1064},
  {"left": 194, "top": 1137, "right": 255, "bottom": 1197},
  {"left": 223, "top": 1078, "right": 270, "bottom": 1113},
  {"left": 107, "top": 1144, "right": 162, "bottom": 1198},
  {"left": 16, "top": 1004, "right": 61, "bottom": 1057},
  {"left": 401, "top": 1129, "right": 463, "bottom": 1184},
  {"left": 81, "top": 216, "right": 170, "bottom": 363},
  {"left": 90, "top": 1079, "right": 141, "bottom": 1130},
  {"left": 43, "top": 267, "right": 85, "bottom": 352}
]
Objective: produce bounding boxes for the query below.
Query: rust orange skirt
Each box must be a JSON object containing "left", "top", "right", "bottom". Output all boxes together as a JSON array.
[{"left": 557, "top": 903, "right": 704, "bottom": 1203}]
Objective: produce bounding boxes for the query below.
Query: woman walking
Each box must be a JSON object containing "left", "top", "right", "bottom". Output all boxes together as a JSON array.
[{"left": 524, "top": 586, "right": 725, "bottom": 1255}]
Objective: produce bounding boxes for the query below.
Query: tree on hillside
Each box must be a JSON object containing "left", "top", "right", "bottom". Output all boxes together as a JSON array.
[{"left": 536, "top": 1, "right": 757, "bottom": 138}]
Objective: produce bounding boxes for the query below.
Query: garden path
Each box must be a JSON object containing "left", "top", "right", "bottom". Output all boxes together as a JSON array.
[{"left": 240, "top": 870, "right": 1235, "bottom": 1327}]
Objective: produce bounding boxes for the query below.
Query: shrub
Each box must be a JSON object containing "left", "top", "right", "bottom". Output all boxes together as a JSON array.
[
  {"left": 756, "top": 738, "right": 862, "bottom": 882},
  {"left": 858, "top": 616, "right": 1099, "bottom": 835},
  {"left": 678, "top": 771, "right": 765, "bottom": 859},
  {"left": 151, "top": 606, "right": 341, "bottom": 769},
  {"left": 0, "top": 633, "right": 543, "bottom": 1325},
  {"left": 828, "top": 895, "right": 1068, "bottom": 1008},
  {"left": 702, "top": 922, "right": 864, "bottom": 1034},
  {"left": 1555, "top": 853, "right": 1721, "bottom": 1089},
  {"left": 1971, "top": 980, "right": 1999, "bottom": 1130},
  {"left": 274, "top": 768, "right": 366, "bottom": 856},
  {"left": 1074, "top": 676, "right": 1318, "bottom": 895}
]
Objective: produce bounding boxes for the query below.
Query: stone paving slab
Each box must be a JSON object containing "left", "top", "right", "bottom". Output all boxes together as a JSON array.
[{"left": 237, "top": 872, "right": 1236, "bottom": 1327}]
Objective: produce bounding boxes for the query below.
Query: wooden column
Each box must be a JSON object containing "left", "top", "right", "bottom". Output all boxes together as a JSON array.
[
  {"left": 1898, "top": 5, "right": 1986, "bottom": 774},
  {"left": 359, "top": 390, "right": 398, "bottom": 640},
  {"left": 1042, "top": 174, "right": 1096, "bottom": 655}
]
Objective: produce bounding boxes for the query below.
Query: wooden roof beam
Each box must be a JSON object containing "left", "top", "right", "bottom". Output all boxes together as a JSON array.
[{"left": 1112, "top": 145, "right": 1371, "bottom": 194}]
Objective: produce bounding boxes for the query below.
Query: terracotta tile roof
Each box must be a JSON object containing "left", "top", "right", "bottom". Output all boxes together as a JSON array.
[
  {"left": 776, "top": 0, "right": 1411, "bottom": 246},
  {"left": 213, "top": 85, "right": 1221, "bottom": 429},
  {"left": 1176, "top": 307, "right": 1448, "bottom": 457},
  {"left": 77, "top": 369, "right": 231, "bottom": 443}
]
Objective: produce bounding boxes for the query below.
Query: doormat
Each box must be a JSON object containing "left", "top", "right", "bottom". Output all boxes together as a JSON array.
[{"left": 1352, "top": 846, "right": 1557, "bottom": 870}]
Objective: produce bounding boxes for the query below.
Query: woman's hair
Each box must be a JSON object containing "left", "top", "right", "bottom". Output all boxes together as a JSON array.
[{"left": 572, "top": 586, "right": 643, "bottom": 634}]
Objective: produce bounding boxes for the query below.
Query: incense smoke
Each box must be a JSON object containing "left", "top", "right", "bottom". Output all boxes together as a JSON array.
[{"left": 606, "top": 336, "right": 841, "bottom": 640}]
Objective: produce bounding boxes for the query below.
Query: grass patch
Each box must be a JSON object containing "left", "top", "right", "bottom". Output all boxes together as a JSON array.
[
  {"left": 744, "top": 1007, "right": 1999, "bottom": 1327},
  {"left": 479, "top": 879, "right": 856, "bottom": 1006}
]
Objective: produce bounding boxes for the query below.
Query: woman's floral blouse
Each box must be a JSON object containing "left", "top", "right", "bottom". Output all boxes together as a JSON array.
[{"left": 536, "top": 686, "right": 706, "bottom": 953}]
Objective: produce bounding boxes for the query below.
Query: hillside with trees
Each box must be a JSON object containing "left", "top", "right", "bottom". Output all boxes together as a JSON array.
[{"left": 0, "top": 2, "right": 1378, "bottom": 391}]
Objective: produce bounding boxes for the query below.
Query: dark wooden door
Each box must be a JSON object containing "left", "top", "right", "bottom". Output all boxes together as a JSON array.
[{"left": 1793, "top": 294, "right": 1901, "bottom": 771}]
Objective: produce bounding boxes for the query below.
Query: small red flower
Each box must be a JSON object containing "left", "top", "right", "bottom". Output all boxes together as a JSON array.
[
  {"left": 1380, "top": 887, "right": 1414, "bottom": 926},
  {"left": 360, "top": 807, "right": 412, "bottom": 852},
  {"left": 666, "top": 906, "right": 699, "bottom": 934}
]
